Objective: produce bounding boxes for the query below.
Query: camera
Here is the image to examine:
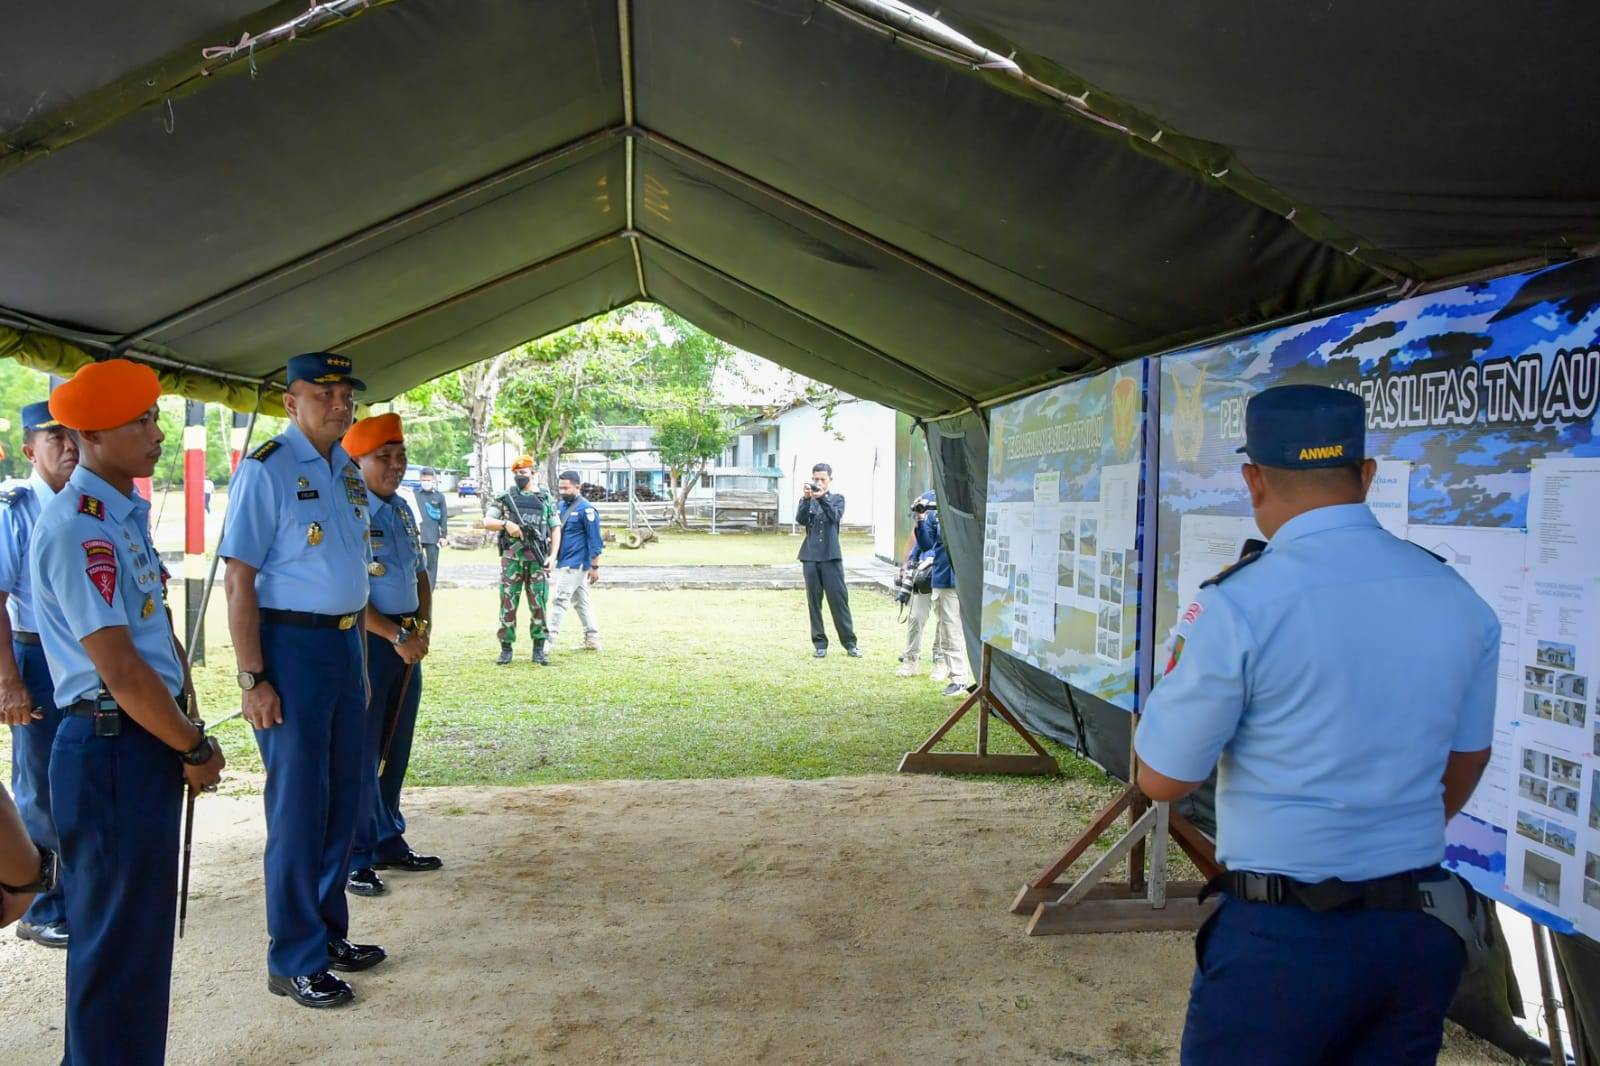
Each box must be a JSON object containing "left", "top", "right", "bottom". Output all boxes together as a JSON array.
[
  {"left": 911, "top": 499, "right": 936, "bottom": 515},
  {"left": 893, "top": 566, "right": 917, "bottom": 606},
  {"left": 804, "top": 481, "right": 823, "bottom": 494},
  {"left": 894, "top": 558, "right": 934, "bottom": 606}
]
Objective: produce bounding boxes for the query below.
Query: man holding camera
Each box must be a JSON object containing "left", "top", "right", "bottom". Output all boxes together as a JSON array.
[
  {"left": 797, "top": 463, "right": 858, "bottom": 658},
  {"left": 901, "top": 491, "right": 968, "bottom": 695}
]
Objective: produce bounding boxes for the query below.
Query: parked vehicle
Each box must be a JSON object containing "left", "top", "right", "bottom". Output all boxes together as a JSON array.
[{"left": 457, "top": 476, "right": 479, "bottom": 497}]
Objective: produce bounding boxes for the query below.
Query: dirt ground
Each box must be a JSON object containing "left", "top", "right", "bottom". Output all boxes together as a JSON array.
[{"left": 0, "top": 775, "right": 1514, "bottom": 1065}]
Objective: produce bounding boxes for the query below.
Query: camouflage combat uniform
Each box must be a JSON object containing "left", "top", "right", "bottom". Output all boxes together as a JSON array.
[{"left": 487, "top": 486, "right": 556, "bottom": 645}]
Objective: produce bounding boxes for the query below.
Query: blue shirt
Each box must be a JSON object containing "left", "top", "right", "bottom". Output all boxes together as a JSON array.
[
  {"left": 219, "top": 422, "right": 372, "bottom": 614},
  {"left": 1135, "top": 503, "right": 1500, "bottom": 882},
  {"left": 367, "top": 492, "right": 425, "bottom": 615},
  {"left": 29, "top": 465, "right": 184, "bottom": 706},
  {"left": 556, "top": 495, "right": 603, "bottom": 569},
  {"left": 0, "top": 473, "right": 59, "bottom": 632},
  {"left": 912, "top": 511, "right": 955, "bottom": 589}
]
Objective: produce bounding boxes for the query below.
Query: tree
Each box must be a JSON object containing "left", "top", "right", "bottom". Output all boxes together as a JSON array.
[
  {"left": 402, "top": 354, "right": 511, "bottom": 513},
  {"left": 651, "top": 405, "right": 735, "bottom": 527}
]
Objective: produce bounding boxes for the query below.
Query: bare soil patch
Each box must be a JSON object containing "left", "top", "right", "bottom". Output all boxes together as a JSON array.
[{"left": 0, "top": 776, "right": 1511, "bottom": 1064}]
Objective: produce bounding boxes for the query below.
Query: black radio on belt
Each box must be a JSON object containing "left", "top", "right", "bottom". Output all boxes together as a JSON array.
[{"left": 65, "top": 692, "right": 124, "bottom": 736}]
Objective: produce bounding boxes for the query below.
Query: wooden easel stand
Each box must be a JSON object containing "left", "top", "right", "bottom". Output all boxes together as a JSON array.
[{"left": 898, "top": 645, "right": 1058, "bottom": 776}]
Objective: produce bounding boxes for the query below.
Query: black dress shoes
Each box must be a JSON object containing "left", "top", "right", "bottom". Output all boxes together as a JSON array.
[
  {"left": 327, "top": 938, "right": 387, "bottom": 972},
  {"left": 346, "top": 867, "right": 387, "bottom": 896},
  {"left": 813, "top": 648, "right": 827, "bottom": 658},
  {"left": 15, "top": 920, "right": 69, "bottom": 948},
  {"left": 268, "top": 970, "right": 353, "bottom": 1008},
  {"left": 846, "top": 646, "right": 863, "bottom": 658},
  {"left": 373, "top": 850, "right": 443, "bottom": 873}
]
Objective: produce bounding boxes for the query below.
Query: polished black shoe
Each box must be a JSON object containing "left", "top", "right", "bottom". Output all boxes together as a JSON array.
[
  {"left": 373, "top": 850, "right": 443, "bottom": 873},
  {"left": 327, "top": 938, "right": 387, "bottom": 973},
  {"left": 268, "top": 970, "right": 353, "bottom": 1008},
  {"left": 532, "top": 640, "right": 549, "bottom": 666},
  {"left": 813, "top": 648, "right": 827, "bottom": 658},
  {"left": 846, "top": 646, "right": 863, "bottom": 658},
  {"left": 496, "top": 643, "right": 513, "bottom": 665},
  {"left": 15, "top": 920, "right": 69, "bottom": 949},
  {"left": 346, "top": 867, "right": 386, "bottom": 897}
]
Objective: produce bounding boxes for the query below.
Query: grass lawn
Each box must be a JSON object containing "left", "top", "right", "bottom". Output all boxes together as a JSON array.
[
  {"left": 0, "top": 577, "right": 1108, "bottom": 796},
  {"left": 180, "top": 584, "right": 1096, "bottom": 788},
  {"left": 435, "top": 527, "right": 878, "bottom": 570}
]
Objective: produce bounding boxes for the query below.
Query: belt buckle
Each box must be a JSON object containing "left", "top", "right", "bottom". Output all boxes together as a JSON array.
[{"left": 338, "top": 614, "right": 354, "bottom": 630}]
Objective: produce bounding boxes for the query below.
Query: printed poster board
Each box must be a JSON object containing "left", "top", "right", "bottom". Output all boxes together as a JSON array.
[
  {"left": 981, "top": 360, "right": 1150, "bottom": 710},
  {"left": 1153, "top": 261, "right": 1600, "bottom": 934}
]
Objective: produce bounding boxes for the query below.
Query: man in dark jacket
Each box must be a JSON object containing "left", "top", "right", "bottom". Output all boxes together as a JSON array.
[
  {"left": 413, "top": 468, "right": 449, "bottom": 588},
  {"left": 912, "top": 491, "right": 968, "bottom": 695},
  {"left": 796, "top": 463, "right": 858, "bottom": 658}
]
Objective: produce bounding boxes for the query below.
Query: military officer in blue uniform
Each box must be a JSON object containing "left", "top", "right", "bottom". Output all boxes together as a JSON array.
[
  {"left": 548, "top": 470, "right": 603, "bottom": 653},
  {"left": 221, "top": 352, "right": 386, "bottom": 1009},
  {"left": 0, "top": 400, "right": 78, "bottom": 948},
  {"left": 342, "top": 414, "right": 442, "bottom": 898},
  {"left": 1135, "top": 385, "right": 1500, "bottom": 1065},
  {"left": 30, "top": 359, "right": 225, "bottom": 1065}
]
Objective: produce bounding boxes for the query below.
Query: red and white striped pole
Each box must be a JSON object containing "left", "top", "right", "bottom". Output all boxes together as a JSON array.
[{"left": 184, "top": 401, "right": 206, "bottom": 663}]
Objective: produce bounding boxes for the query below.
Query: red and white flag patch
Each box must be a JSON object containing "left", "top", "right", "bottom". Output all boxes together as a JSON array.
[
  {"left": 1181, "top": 601, "right": 1204, "bottom": 626},
  {"left": 83, "top": 539, "right": 117, "bottom": 605}
]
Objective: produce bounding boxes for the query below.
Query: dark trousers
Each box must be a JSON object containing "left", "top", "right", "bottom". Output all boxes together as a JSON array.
[
  {"left": 255, "top": 622, "right": 366, "bottom": 978},
  {"left": 423, "top": 543, "right": 440, "bottom": 588},
  {"left": 10, "top": 637, "right": 66, "bottom": 927},
  {"left": 1182, "top": 896, "right": 1465, "bottom": 1065},
  {"left": 802, "top": 559, "right": 856, "bottom": 650},
  {"left": 51, "top": 712, "right": 182, "bottom": 1066},
  {"left": 352, "top": 634, "right": 422, "bottom": 869}
]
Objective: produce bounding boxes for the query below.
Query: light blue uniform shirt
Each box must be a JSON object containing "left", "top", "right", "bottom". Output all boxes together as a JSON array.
[
  {"left": 1135, "top": 503, "right": 1500, "bottom": 882},
  {"left": 0, "top": 473, "right": 59, "bottom": 632},
  {"left": 367, "top": 492, "right": 425, "bottom": 615},
  {"left": 29, "top": 465, "right": 184, "bottom": 707},
  {"left": 219, "top": 421, "right": 371, "bottom": 614}
]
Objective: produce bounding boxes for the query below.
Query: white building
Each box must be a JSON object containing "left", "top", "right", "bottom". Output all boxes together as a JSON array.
[{"left": 726, "top": 398, "right": 896, "bottom": 558}]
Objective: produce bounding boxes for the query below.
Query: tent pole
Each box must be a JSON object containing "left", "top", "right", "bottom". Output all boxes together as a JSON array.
[
  {"left": 616, "top": 0, "right": 647, "bottom": 299},
  {"left": 186, "top": 403, "right": 259, "bottom": 666}
]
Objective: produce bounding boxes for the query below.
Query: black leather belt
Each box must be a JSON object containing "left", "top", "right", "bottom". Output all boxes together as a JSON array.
[
  {"left": 384, "top": 613, "right": 417, "bottom": 628},
  {"left": 1202, "top": 866, "right": 1439, "bottom": 911},
  {"left": 12, "top": 630, "right": 40, "bottom": 646},
  {"left": 262, "top": 608, "right": 359, "bottom": 630}
]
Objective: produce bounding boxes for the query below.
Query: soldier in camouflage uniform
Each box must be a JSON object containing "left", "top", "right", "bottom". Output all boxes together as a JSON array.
[{"left": 483, "top": 456, "right": 561, "bottom": 666}]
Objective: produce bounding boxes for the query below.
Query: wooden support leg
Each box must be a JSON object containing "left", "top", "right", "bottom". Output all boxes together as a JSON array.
[{"left": 899, "top": 644, "right": 1059, "bottom": 777}]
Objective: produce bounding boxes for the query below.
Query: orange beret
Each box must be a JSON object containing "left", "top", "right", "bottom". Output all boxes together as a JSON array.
[
  {"left": 48, "top": 358, "right": 162, "bottom": 431},
  {"left": 511, "top": 454, "right": 535, "bottom": 471},
  {"left": 342, "top": 413, "right": 404, "bottom": 458}
]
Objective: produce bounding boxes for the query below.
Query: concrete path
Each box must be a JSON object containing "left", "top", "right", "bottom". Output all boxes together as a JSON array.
[{"left": 439, "top": 554, "right": 898, "bottom": 591}]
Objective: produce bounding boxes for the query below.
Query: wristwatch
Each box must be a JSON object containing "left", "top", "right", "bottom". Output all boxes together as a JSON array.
[
  {"left": 180, "top": 733, "right": 215, "bottom": 767},
  {"left": 391, "top": 627, "right": 409, "bottom": 648},
  {"left": 2, "top": 844, "right": 57, "bottom": 894},
  {"left": 236, "top": 669, "right": 265, "bottom": 690}
]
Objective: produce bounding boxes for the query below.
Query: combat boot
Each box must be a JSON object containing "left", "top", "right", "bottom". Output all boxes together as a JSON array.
[
  {"left": 533, "top": 640, "right": 549, "bottom": 666},
  {"left": 496, "top": 643, "right": 513, "bottom": 665}
]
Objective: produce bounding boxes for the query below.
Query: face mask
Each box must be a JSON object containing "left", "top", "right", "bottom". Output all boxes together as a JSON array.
[
  {"left": 513, "top": 474, "right": 531, "bottom": 490},
  {"left": 421, "top": 482, "right": 434, "bottom": 492}
]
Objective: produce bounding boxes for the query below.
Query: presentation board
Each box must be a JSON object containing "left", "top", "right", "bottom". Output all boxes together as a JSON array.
[
  {"left": 1152, "top": 260, "right": 1600, "bottom": 934},
  {"left": 980, "top": 360, "right": 1149, "bottom": 710}
]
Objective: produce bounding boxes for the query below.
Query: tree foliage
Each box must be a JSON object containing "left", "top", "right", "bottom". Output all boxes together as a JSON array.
[{"left": 651, "top": 404, "right": 736, "bottom": 525}]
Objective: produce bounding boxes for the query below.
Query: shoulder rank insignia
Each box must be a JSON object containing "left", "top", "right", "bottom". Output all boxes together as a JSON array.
[
  {"left": 0, "top": 484, "right": 29, "bottom": 506},
  {"left": 247, "top": 439, "right": 282, "bottom": 462},
  {"left": 77, "top": 494, "right": 105, "bottom": 520},
  {"left": 1200, "top": 549, "right": 1263, "bottom": 589}
]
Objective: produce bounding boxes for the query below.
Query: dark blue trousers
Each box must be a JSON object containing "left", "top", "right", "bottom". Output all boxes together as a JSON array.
[
  {"left": 51, "top": 712, "right": 182, "bottom": 1066},
  {"left": 255, "top": 622, "right": 366, "bottom": 978},
  {"left": 351, "top": 635, "right": 421, "bottom": 869},
  {"left": 1182, "top": 895, "right": 1466, "bottom": 1065},
  {"left": 10, "top": 637, "right": 66, "bottom": 927}
]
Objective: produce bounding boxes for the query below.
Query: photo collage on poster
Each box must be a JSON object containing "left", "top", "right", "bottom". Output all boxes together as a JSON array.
[{"left": 980, "top": 361, "right": 1147, "bottom": 710}]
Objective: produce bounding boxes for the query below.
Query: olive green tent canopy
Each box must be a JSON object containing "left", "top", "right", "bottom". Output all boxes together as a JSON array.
[{"left": 3, "top": 1, "right": 1593, "bottom": 413}]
